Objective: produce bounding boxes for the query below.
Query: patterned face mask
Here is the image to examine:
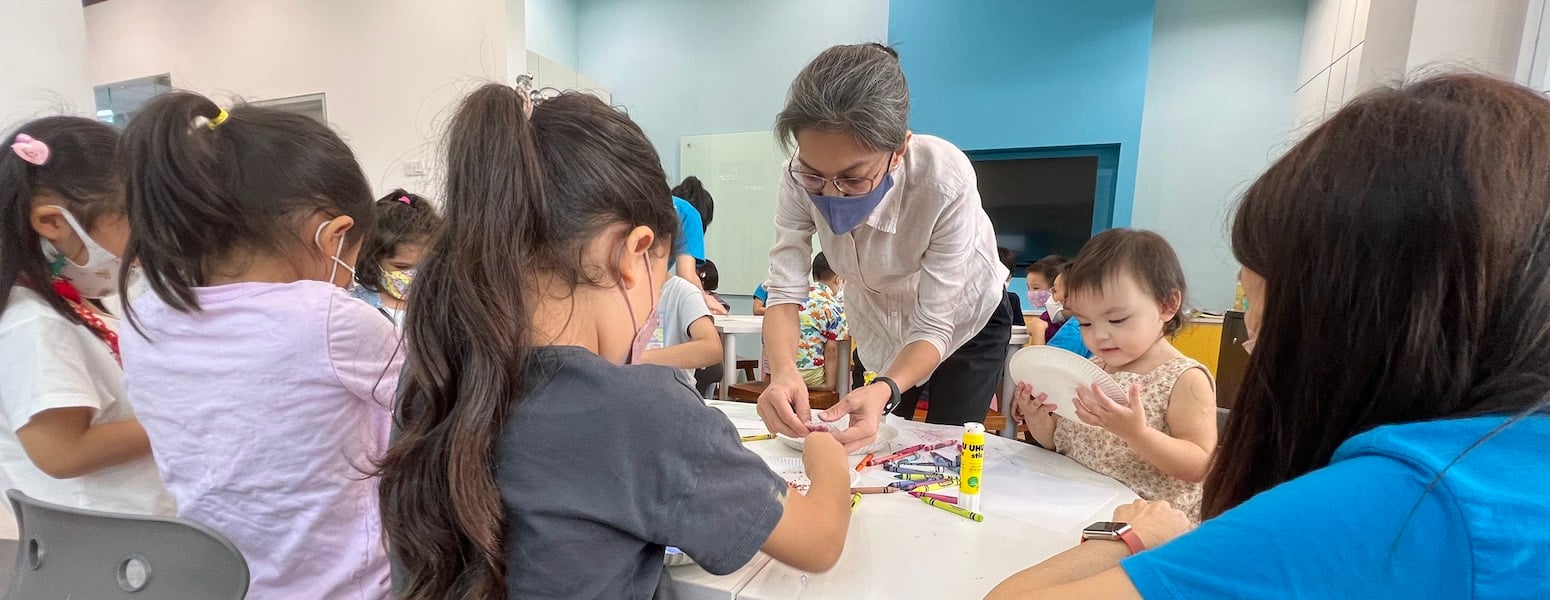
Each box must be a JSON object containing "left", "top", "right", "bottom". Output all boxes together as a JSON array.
[{"left": 382, "top": 269, "right": 415, "bottom": 301}]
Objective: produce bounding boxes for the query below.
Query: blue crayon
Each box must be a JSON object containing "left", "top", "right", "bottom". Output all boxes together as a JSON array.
[
  {"left": 887, "top": 463, "right": 952, "bottom": 475},
  {"left": 931, "top": 452, "right": 955, "bottom": 468}
]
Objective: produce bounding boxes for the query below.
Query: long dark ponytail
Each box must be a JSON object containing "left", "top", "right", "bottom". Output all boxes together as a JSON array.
[
  {"left": 117, "top": 91, "right": 374, "bottom": 327},
  {"left": 0, "top": 117, "right": 122, "bottom": 323},
  {"left": 1204, "top": 74, "right": 1550, "bottom": 519},
  {"left": 380, "top": 86, "right": 676, "bottom": 598}
]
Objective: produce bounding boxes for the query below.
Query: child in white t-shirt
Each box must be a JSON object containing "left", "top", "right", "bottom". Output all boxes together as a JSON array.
[
  {"left": 642, "top": 275, "right": 722, "bottom": 388},
  {"left": 0, "top": 117, "right": 173, "bottom": 518}
]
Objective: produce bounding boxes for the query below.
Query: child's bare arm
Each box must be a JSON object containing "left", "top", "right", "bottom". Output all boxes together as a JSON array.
[
  {"left": 17, "top": 408, "right": 153, "bottom": 479},
  {"left": 640, "top": 316, "right": 723, "bottom": 369},
  {"left": 760, "top": 432, "right": 851, "bottom": 572},
  {"left": 1105, "top": 370, "right": 1216, "bottom": 482}
]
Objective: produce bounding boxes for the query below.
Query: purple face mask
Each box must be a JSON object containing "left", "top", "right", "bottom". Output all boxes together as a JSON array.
[{"left": 620, "top": 257, "right": 660, "bottom": 365}]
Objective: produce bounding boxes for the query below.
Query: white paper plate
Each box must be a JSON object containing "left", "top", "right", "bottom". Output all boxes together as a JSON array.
[
  {"left": 776, "top": 419, "right": 899, "bottom": 456},
  {"left": 664, "top": 546, "right": 695, "bottom": 567},
  {"left": 1007, "top": 345, "right": 1127, "bottom": 426},
  {"left": 762, "top": 456, "right": 861, "bottom": 494}
]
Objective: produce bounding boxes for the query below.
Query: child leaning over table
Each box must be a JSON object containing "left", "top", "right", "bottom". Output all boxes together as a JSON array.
[{"left": 1012, "top": 229, "right": 1216, "bottom": 521}]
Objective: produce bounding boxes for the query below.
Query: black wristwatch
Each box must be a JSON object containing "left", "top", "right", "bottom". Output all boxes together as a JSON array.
[{"left": 873, "top": 376, "right": 902, "bottom": 414}]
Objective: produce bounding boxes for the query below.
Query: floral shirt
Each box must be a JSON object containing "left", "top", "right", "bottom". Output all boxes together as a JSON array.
[{"left": 796, "top": 282, "right": 846, "bottom": 370}]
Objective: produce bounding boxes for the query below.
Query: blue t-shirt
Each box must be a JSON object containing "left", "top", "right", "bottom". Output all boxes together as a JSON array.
[
  {"left": 753, "top": 283, "right": 768, "bottom": 303},
  {"left": 1123, "top": 415, "right": 1550, "bottom": 599},
  {"left": 673, "top": 196, "right": 705, "bottom": 262},
  {"left": 1047, "top": 318, "right": 1091, "bottom": 358}
]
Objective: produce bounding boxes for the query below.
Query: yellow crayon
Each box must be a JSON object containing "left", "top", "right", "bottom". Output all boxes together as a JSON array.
[
  {"left": 740, "top": 433, "right": 776, "bottom": 442},
  {"left": 919, "top": 495, "right": 984, "bottom": 522}
]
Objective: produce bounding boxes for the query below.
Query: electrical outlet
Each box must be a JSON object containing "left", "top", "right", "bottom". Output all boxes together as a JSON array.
[{"left": 403, "top": 160, "right": 427, "bottom": 177}]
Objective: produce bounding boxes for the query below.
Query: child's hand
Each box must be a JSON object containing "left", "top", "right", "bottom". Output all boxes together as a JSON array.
[
  {"left": 800, "top": 431, "right": 848, "bottom": 488},
  {"left": 1073, "top": 382, "right": 1146, "bottom": 439},
  {"left": 1010, "top": 382, "right": 1058, "bottom": 425}
]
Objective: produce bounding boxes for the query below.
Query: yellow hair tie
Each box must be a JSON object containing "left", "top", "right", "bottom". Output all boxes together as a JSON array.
[{"left": 207, "top": 109, "right": 229, "bottom": 130}]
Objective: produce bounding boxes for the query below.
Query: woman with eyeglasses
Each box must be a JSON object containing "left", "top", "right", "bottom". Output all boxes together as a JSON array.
[{"left": 756, "top": 43, "right": 1011, "bottom": 452}]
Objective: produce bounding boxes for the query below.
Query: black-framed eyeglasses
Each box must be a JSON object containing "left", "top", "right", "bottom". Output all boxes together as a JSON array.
[{"left": 789, "top": 153, "right": 892, "bottom": 196}]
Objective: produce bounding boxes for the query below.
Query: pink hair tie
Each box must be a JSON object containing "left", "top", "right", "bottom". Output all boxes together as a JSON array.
[
  {"left": 397, "top": 195, "right": 411, "bottom": 205},
  {"left": 11, "top": 134, "right": 49, "bottom": 166}
]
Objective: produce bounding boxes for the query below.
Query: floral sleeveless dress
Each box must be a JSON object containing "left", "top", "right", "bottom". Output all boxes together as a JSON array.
[{"left": 1054, "top": 356, "right": 1212, "bottom": 521}]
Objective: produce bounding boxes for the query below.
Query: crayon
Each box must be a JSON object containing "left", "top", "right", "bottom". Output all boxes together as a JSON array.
[
  {"left": 919, "top": 495, "right": 985, "bottom": 522},
  {"left": 851, "top": 486, "right": 897, "bottom": 495},
  {"left": 740, "top": 433, "right": 776, "bottom": 442},
  {"left": 886, "top": 464, "right": 953, "bottom": 475},
  {"left": 907, "top": 480, "right": 955, "bottom": 493},
  {"left": 871, "top": 445, "right": 928, "bottom": 465},
  {"left": 894, "top": 473, "right": 957, "bottom": 481},
  {"left": 910, "top": 491, "right": 957, "bottom": 503},
  {"left": 850, "top": 493, "right": 862, "bottom": 513},
  {"left": 930, "top": 452, "right": 955, "bottom": 468},
  {"left": 855, "top": 453, "right": 875, "bottom": 472}
]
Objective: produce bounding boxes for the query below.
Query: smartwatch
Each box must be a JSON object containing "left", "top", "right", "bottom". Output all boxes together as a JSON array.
[
  {"left": 873, "top": 376, "right": 902, "bottom": 414},
  {"left": 1081, "top": 521, "right": 1145, "bottom": 555}
]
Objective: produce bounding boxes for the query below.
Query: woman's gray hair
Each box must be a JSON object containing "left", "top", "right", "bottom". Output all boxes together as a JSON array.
[{"left": 775, "top": 43, "right": 910, "bottom": 154}]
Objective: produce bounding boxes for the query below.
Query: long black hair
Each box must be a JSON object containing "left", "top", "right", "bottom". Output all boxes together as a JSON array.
[
  {"left": 117, "top": 91, "right": 375, "bottom": 325},
  {"left": 671, "top": 175, "right": 713, "bottom": 232},
  {"left": 1204, "top": 74, "right": 1550, "bottom": 518},
  {"left": 0, "top": 117, "right": 123, "bottom": 323},
  {"left": 379, "top": 87, "right": 677, "bottom": 599},
  {"left": 353, "top": 189, "right": 442, "bottom": 293}
]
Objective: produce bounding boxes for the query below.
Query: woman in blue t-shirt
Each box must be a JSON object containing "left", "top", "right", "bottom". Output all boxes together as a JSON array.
[{"left": 988, "top": 74, "right": 1550, "bottom": 599}]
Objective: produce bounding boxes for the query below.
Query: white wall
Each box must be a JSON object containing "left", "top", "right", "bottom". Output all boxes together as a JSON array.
[
  {"left": 86, "top": 0, "right": 511, "bottom": 197},
  {"left": 1131, "top": 0, "right": 1308, "bottom": 310},
  {"left": 0, "top": 1, "right": 94, "bottom": 128},
  {"left": 576, "top": 0, "right": 889, "bottom": 179},
  {"left": 1293, "top": 0, "right": 1369, "bottom": 132},
  {"left": 1296, "top": 0, "right": 1531, "bottom": 129},
  {"left": 526, "top": 0, "right": 580, "bottom": 70}
]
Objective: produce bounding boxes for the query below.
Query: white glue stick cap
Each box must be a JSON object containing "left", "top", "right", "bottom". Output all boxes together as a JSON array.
[{"left": 964, "top": 422, "right": 985, "bottom": 433}]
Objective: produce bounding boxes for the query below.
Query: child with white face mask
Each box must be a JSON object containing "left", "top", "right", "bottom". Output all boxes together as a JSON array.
[
  {"left": 117, "top": 93, "right": 402, "bottom": 599},
  {"left": 0, "top": 118, "right": 174, "bottom": 522}
]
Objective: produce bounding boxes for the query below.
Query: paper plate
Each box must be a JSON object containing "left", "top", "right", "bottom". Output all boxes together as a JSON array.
[
  {"left": 1007, "top": 345, "right": 1127, "bottom": 426},
  {"left": 776, "top": 419, "right": 899, "bottom": 456},
  {"left": 762, "top": 456, "right": 861, "bottom": 494}
]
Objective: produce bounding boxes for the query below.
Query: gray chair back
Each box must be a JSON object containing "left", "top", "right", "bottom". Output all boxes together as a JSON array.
[
  {"left": 1217, "top": 407, "right": 1231, "bottom": 439},
  {"left": 5, "top": 489, "right": 248, "bottom": 600}
]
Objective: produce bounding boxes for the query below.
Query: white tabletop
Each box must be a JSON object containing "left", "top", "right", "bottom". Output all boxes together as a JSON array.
[
  {"left": 670, "top": 401, "right": 1139, "bottom": 599},
  {"left": 714, "top": 315, "right": 765, "bottom": 334}
]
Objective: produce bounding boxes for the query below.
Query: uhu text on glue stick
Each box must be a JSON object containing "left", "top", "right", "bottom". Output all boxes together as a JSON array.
[{"left": 960, "top": 422, "right": 985, "bottom": 513}]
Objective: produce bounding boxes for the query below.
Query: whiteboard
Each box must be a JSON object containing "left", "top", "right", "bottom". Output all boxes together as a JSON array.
[{"left": 680, "top": 131, "right": 795, "bottom": 296}]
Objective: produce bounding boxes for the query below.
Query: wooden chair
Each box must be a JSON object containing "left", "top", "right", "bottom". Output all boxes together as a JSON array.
[{"left": 728, "top": 380, "right": 840, "bottom": 410}]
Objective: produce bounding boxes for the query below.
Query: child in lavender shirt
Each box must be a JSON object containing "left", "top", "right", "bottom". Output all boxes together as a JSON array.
[{"left": 117, "top": 93, "right": 401, "bottom": 599}]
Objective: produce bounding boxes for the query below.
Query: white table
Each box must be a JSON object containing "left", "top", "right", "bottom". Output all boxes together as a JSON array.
[
  {"left": 713, "top": 315, "right": 852, "bottom": 402},
  {"left": 713, "top": 315, "right": 765, "bottom": 400},
  {"left": 670, "top": 401, "right": 1139, "bottom": 599}
]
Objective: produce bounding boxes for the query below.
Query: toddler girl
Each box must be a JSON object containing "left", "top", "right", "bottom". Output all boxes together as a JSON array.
[
  {"left": 352, "top": 189, "right": 442, "bottom": 327},
  {"left": 1014, "top": 229, "right": 1216, "bottom": 520},
  {"left": 0, "top": 117, "right": 173, "bottom": 518},
  {"left": 118, "top": 92, "right": 402, "bottom": 598}
]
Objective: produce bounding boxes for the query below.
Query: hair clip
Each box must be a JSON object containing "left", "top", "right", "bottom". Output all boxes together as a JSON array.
[
  {"left": 398, "top": 195, "right": 411, "bottom": 205},
  {"left": 11, "top": 134, "right": 50, "bottom": 166},
  {"left": 207, "top": 108, "right": 230, "bottom": 129}
]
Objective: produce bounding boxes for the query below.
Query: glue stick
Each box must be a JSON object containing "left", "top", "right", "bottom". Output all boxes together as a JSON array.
[{"left": 960, "top": 422, "right": 985, "bottom": 512}]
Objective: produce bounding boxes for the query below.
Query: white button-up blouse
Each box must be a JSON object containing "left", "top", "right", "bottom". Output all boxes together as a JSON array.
[{"left": 766, "top": 134, "right": 1008, "bottom": 375}]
